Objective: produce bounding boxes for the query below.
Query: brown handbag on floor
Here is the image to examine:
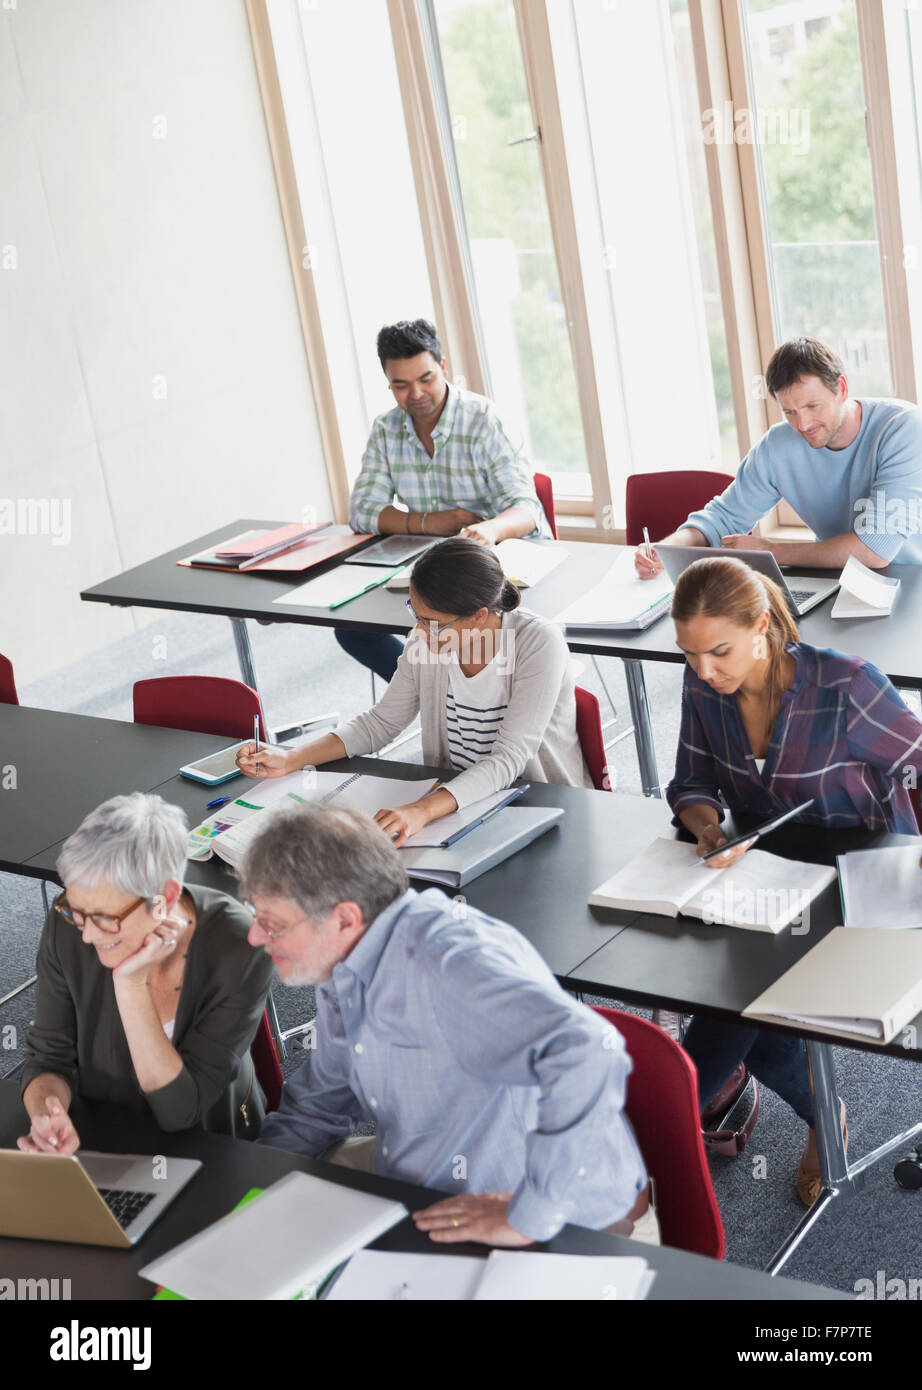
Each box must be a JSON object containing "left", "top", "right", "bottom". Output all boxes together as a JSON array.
[{"left": 701, "top": 1063, "right": 761, "bottom": 1157}]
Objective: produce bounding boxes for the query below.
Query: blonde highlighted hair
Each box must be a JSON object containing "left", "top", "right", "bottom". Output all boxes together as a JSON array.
[{"left": 672, "top": 556, "right": 799, "bottom": 733}]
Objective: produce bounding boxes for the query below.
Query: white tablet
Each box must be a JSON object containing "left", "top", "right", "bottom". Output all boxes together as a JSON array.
[{"left": 179, "top": 742, "right": 249, "bottom": 786}]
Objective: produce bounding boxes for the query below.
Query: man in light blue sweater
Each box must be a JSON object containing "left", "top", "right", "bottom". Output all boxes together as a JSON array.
[{"left": 636, "top": 337, "right": 922, "bottom": 577}]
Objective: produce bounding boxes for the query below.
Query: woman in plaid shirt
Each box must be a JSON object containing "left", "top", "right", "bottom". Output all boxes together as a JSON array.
[{"left": 666, "top": 555, "right": 922, "bottom": 1203}]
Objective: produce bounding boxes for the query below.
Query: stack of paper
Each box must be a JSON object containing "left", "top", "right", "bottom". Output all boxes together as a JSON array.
[
  {"left": 838, "top": 845, "right": 922, "bottom": 929},
  {"left": 327, "top": 1249, "right": 654, "bottom": 1301},
  {"left": 831, "top": 555, "right": 900, "bottom": 619}
]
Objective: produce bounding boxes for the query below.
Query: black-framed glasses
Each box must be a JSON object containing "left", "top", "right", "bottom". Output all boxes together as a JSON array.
[{"left": 53, "top": 891, "right": 147, "bottom": 935}]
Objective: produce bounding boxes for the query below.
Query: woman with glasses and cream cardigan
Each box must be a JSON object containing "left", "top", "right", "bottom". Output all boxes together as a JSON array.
[{"left": 237, "top": 537, "right": 593, "bottom": 844}]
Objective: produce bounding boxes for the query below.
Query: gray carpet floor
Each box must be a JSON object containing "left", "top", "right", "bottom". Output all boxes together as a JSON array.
[{"left": 2, "top": 605, "right": 920, "bottom": 1295}]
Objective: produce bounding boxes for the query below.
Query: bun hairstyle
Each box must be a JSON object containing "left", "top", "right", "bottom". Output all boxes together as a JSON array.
[
  {"left": 672, "top": 556, "right": 798, "bottom": 729},
  {"left": 409, "top": 537, "right": 521, "bottom": 617}
]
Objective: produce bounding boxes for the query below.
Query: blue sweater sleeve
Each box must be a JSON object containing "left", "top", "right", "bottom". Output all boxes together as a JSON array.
[{"left": 684, "top": 440, "right": 782, "bottom": 545}]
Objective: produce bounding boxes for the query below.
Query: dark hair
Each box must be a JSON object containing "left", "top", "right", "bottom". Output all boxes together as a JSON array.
[
  {"left": 410, "top": 537, "right": 521, "bottom": 618},
  {"left": 671, "top": 556, "right": 798, "bottom": 738},
  {"left": 377, "top": 319, "right": 442, "bottom": 371},
  {"left": 765, "top": 337, "right": 845, "bottom": 397}
]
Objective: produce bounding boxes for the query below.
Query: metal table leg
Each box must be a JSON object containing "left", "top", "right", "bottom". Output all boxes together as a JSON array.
[
  {"left": 765, "top": 1040, "right": 922, "bottom": 1274},
  {"left": 230, "top": 617, "right": 264, "bottom": 701},
  {"left": 623, "top": 659, "right": 662, "bottom": 798}
]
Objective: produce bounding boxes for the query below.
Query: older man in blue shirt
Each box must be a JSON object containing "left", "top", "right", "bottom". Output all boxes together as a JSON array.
[
  {"left": 243, "top": 801, "right": 652, "bottom": 1247},
  {"left": 636, "top": 336, "right": 922, "bottom": 578}
]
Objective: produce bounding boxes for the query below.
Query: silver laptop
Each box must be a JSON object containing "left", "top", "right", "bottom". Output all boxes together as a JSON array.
[
  {"left": 657, "top": 545, "right": 839, "bottom": 618},
  {"left": 344, "top": 535, "right": 438, "bottom": 567},
  {"left": 0, "top": 1148, "right": 201, "bottom": 1248}
]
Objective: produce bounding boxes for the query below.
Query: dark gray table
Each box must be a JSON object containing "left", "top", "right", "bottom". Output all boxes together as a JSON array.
[
  {"left": 80, "top": 518, "right": 922, "bottom": 798},
  {"left": 0, "top": 1082, "right": 848, "bottom": 1301},
  {"left": 6, "top": 703, "right": 919, "bottom": 1276}
]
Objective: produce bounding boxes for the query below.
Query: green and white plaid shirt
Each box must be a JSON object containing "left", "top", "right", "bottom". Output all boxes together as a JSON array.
[{"left": 349, "top": 383, "right": 550, "bottom": 537}]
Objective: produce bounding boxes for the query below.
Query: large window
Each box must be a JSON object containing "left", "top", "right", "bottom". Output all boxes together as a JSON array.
[
  {"left": 430, "top": 0, "right": 590, "bottom": 481},
  {"left": 742, "top": 0, "right": 892, "bottom": 395}
]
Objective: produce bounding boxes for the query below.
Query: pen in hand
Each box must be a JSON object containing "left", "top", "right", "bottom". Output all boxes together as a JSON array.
[
  {"left": 253, "top": 714, "right": 260, "bottom": 773},
  {"left": 642, "top": 525, "right": 653, "bottom": 563}
]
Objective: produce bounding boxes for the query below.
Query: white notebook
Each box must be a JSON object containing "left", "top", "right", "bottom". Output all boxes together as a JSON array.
[
  {"left": 831, "top": 555, "right": 900, "bottom": 619},
  {"left": 588, "top": 837, "right": 836, "bottom": 933},
  {"left": 743, "top": 927, "right": 922, "bottom": 1044},
  {"left": 138, "top": 1172, "right": 407, "bottom": 1300}
]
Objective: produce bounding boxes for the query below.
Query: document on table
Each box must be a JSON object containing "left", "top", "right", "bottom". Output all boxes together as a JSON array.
[
  {"left": 326, "top": 1249, "right": 654, "bottom": 1300},
  {"left": 830, "top": 554, "right": 900, "bottom": 618},
  {"left": 553, "top": 549, "right": 673, "bottom": 630},
  {"left": 838, "top": 845, "right": 922, "bottom": 930}
]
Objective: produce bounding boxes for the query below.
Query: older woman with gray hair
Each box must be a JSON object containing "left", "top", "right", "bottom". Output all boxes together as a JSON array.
[{"left": 18, "top": 793, "right": 275, "bottom": 1154}]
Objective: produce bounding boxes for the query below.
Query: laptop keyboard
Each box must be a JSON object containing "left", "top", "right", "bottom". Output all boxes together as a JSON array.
[
  {"left": 789, "top": 589, "right": 815, "bottom": 605},
  {"left": 98, "top": 1187, "right": 156, "bottom": 1229}
]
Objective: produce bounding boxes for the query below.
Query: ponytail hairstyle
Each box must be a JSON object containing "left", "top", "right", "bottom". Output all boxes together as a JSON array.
[
  {"left": 409, "top": 537, "right": 521, "bottom": 617},
  {"left": 671, "top": 556, "right": 799, "bottom": 736}
]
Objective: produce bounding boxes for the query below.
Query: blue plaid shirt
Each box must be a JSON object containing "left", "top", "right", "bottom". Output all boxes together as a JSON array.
[
  {"left": 259, "top": 889, "right": 646, "bottom": 1241},
  {"left": 349, "top": 383, "right": 549, "bottom": 537}
]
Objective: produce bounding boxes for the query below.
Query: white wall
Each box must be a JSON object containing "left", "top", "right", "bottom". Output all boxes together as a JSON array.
[{"left": 0, "top": 0, "right": 329, "bottom": 683}]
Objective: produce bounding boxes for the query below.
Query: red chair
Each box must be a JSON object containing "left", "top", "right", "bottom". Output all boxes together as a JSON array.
[
  {"left": 592, "top": 1005, "right": 725, "bottom": 1258},
  {"left": 133, "top": 675, "right": 268, "bottom": 743},
  {"left": 909, "top": 787, "right": 922, "bottom": 834},
  {"left": 0, "top": 653, "right": 19, "bottom": 705},
  {"left": 251, "top": 1009, "right": 283, "bottom": 1114},
  {"left": 575, "top": 685, "right": 610, "bottom": 792},
  {"left": 625, "top": 470, "right": 734, "bottom": 547},
  {"left": 533, "top": 472, "right": 558, "bottom": 540}
]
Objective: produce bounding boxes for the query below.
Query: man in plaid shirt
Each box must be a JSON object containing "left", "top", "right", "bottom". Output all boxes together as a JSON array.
[{"left": 337, "top": 319, "right": 550, "bottom": 681}]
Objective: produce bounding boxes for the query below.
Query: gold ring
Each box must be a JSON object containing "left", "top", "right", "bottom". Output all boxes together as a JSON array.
[{"left": 452, "top": 1218, "right": 460, "bottom": 1228}]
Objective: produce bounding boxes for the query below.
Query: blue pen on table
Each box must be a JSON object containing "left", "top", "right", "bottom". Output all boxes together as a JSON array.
[{"left": 206, "top": 797, "right": 230, "bottom": 810}]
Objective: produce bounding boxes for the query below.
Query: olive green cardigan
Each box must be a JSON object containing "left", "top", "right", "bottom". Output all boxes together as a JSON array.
[{"left": 21, "top": 884, "right": 275, "bottom": 1139}]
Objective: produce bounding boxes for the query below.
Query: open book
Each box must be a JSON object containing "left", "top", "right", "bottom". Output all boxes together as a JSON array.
[
  {"left": 588, "top": 837, "right": 836, "bottom": 933},
  {"left": 187, "top": 770, "right": 525, "bottom": 872},
  {"left": 743, "top": 927, "right": 922, "bottom": 1044},
  {"left": 554, "top": 550, "right": 673, "bottom": 631},
  {"left": 384, "top": 538, "right": 568, "bottom": 593}
]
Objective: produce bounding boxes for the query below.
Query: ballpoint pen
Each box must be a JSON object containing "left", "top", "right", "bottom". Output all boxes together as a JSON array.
[
  {"left": 253, "top": 714, "right": 260, "bottom": 770},
  {"left": 642, "top": 525, "right": 654, "bottom": 563}
]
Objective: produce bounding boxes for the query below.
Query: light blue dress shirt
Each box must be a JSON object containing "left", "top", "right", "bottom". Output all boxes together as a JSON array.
[
  {"left": 685, "top": 398, "right": 922, "bottom": 565},
  {"left": 258, "top": 888, "right": 647, "bottom": 1241}
]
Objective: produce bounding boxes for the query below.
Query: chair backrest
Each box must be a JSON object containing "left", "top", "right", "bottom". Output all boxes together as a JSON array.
[
  {"left": 133, "top": 675, "right": 268, "bottom": 742},
  {"left": 533, "top": 472, "right": 558, "bottom": 540},
  {"left": 251, "top": 1009, "right": 283, "bottom": 1114},
  {"left": 0, "top": 654, "right": 19, "bottom": 706},
  {"left": 592, "top": 1006, "right": 725, "bottom": 1258},
  {"left": 575, "top": 685, "right": 610, "bottom": 792},
  {"left": 624, "top": 470, "right": 735, "bottom": 547}
]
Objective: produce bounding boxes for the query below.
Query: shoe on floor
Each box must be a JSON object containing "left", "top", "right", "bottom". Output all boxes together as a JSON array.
[{"left": 796, "top": 1109, "right": 849, "bottom": 1206}]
